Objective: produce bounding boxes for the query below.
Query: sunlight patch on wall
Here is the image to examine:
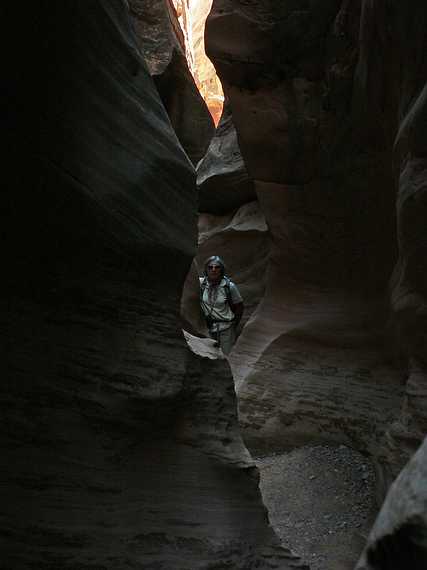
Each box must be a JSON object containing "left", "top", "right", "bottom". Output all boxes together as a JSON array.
[{"left": 172, "top": 0, "right": 224, "bottom": 125}]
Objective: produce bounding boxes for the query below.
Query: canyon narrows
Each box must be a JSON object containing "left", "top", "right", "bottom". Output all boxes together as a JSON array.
[{"left": 3, "top": 1, "right": 427, "bottom": 569}]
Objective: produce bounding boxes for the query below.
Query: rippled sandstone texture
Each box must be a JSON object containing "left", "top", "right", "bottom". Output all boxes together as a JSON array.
[
  {"left": 205, "top": 0, "right": 426, "bottom": 495},
  {"left": 2, "top": 1, "right": 305, "bottom": 568}
]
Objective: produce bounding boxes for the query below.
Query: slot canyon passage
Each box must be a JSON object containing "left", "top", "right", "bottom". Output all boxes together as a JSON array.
[{"left": 3, "top": 0, "right": 427, "bottom": 569}]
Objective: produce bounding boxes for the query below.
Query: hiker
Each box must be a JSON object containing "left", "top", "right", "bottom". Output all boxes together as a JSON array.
[{"left": 200, "top": 256, "right": 244, "bottom": 355}]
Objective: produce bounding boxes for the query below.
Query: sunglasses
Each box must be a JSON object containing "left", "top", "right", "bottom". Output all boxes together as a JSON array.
[{"left": 207, "top": 265, "right": 221, "bottom": 270}]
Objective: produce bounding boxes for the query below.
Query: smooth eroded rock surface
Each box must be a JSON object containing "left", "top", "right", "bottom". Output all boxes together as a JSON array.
[
  {"left": 3, "top": 2, "right": 305, "bottom": 568},
  {"left": 205, "top": 0, "right": 425, "bottom": 496},
  {"left": 356, "top": 436, "right": 427, "bottom": 570},
  {"left": 129, "top": 0, "right": 215, "bottom": 164},
  {"left": 197, "top": 103, "right": 256, "bottom": 214}
]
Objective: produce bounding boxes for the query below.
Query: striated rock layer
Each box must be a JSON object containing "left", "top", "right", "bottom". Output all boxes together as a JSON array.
[
  {"left": 3, "top": 1, "right": 305, "bottom": 568},
  {"left": 205, "top": 0, "right": 426, "bottom": 498}
]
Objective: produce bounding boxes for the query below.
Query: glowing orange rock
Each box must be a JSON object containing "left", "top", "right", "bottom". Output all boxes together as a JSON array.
[{"left": 172, "top": 0, "right": 224, "bottom": 125}]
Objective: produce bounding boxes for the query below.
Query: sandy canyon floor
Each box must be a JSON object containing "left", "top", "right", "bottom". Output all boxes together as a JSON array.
[{"left": 255, "top": 444, "right": 377, "bottom": 570}]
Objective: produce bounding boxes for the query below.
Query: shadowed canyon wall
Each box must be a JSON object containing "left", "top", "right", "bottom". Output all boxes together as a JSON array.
[
  {"left": 129, "top": 0, "right": 215, "bottom": 164},
  {"left": 200, "top": 0, "right": 427, "bottom": 502},
  {"left": 2, "top": 1, "right": 306, "bottom": 568},
  {"left": 356, "top": 435, "right": 427, "bottom": 570},
  {"left": 3, "top": 0, "right": 427, "bottom": 568},
  {"left": 358, "top": 0, "right": 427, "bottom": 453}
]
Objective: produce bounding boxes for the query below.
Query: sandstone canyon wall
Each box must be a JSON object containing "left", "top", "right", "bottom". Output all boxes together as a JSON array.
[
  {"left": 129, "top": 0, "right": 215, "bottom": 165},
  {"left": 2, "top": 1, "right": 305, "bottom": 568},
  {"left": 178, "top": 1, "right": 427, "bottom": 566},
  {"left": 172, "top": 0, "right": 224, "bottom": 125},
  {"left": 356, "top": 435, "right": 427, "bottom": 570},
  {"left": 201, "top": 0, "right": 426, "bottom": 502},
  {"left": 3, "top": 0, "right": 427, "bottom": 567},
  {"left": 358, "top": 0, "right": 427, "bottom": 459}
]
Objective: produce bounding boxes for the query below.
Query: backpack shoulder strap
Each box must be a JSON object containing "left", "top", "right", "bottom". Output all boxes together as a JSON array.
[
  {"left": 223, "top": 276, "right": 233, "bottom": 307},
  {"left": 200, "top": 277, "right": 207, "bottom": 301}
]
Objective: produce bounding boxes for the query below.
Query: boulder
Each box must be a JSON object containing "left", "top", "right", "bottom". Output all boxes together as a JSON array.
[{"left": 356, "top": 437, "right": 427, "bottom": 570}]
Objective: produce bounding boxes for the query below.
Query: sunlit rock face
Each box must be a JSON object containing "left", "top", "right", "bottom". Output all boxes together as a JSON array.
[
  {"left": 190, "top": 0, "right": 224, "bottom": 125},
  {"left": 356, "top": 436, "right": 427, "bottom": 570},
  {"left": 172, "top": 0, "right": 224, "bottom": 125},
  {"left": 129, "top": 0, "right": 214, "bottom": 164},
  {"left": 171, "top": 0, "right": 196, "bottom": 72},
  {"left": 2, "top": 1, "right": 305, "bottom": 568},
  {"left": 205, "top": 0, "right": 426, "bottom": 495}
]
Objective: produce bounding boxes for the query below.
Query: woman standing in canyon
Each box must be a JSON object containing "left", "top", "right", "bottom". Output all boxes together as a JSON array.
[{"left": 200, "top": 255, "right": 244, "bottom": 355}]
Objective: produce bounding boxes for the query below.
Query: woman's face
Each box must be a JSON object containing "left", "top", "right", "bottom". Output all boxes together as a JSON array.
[{"left": 206, "top": 263, "right": 222, "bottom": 282}]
